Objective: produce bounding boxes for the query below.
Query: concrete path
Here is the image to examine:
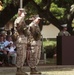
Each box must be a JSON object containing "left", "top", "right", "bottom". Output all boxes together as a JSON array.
[{"left": 0, "top": 65, "right": 74, "bottom": 75}]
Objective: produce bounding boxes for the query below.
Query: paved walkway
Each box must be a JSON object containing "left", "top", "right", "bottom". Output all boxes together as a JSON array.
[{"left": 0, "top": 65, "right": 74, "bottom": 75}]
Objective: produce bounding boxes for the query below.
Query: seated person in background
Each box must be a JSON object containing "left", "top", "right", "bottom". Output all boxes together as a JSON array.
[
  {"left": 58, "top": 24, "right": 71, "bottom": 36},
  {"left": 6, "top": 36, "right": 17, "bottom": 65},
  {"left": 0, "top": 35, "right": 9, "bottom": 66},
  {"left": 7, "top": 42, "right": 17, "bottom": 65}
]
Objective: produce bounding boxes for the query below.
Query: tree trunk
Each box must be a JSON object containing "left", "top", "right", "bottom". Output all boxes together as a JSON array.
[
  {"left": 39, "top": 10, "right": 62, "bottom": 29},
  {"left": 0, "top": 0, "right": 73, "bottom": 34},
  {"left": 0, "top": 0, "right": 30, "bottom": 27},
  {"left": 0, "top": 3, "right": 18, "bottom": 27}
]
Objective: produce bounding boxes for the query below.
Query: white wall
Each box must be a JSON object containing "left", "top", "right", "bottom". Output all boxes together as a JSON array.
[{"left": 41, "top": 24, "right": 60, "bottom": 38}]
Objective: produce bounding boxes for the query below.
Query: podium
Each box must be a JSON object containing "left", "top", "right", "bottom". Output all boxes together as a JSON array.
[{"left": 57, "top": 36, "right": 74, "bottom": 65}]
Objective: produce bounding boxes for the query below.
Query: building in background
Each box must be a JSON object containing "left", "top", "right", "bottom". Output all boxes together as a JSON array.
[{"left": 41, "top": 24, "right": 60, "bottom": 39}]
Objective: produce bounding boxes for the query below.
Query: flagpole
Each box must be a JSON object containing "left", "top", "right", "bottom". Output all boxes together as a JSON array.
[{"left": 20, "top": 0, "right": 23, "bottom": 8}]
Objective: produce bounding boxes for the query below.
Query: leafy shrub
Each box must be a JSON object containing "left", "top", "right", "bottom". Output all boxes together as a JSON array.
[
  {"left": 43, "top": 39, "right": 56, "bottom": 58},
  {"left": 44, "top": 45, "right": 56, "bottom": 58}
]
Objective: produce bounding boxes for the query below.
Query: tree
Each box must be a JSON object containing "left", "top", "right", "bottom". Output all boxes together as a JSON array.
[
  {"left": 30, "top": 0, "right": 74, "bottom": 34},
  {"left": 0, "top": 0, "right": 74, "bottom": 34},
  {"left": 0, "top": 0, "right": 31, "bottom": 27}
]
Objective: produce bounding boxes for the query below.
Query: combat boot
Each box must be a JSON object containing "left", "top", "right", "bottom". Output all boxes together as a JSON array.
[
  {"left": 20, "top": 68, "right": 28, "bottom": 75},
  {"left": 30, "top": 67, "right": 41, "bottom": 74},
  {"left": 16, "top": 68, "right": 28, "bottom": 75},
  {"left": 34, "top": 67, "right": 41, "bottom": 74},
  {"left": 16, "top": 68, "right": 22, "bottom": 75}
]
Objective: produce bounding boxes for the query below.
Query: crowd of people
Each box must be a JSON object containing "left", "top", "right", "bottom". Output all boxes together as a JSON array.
[{"left": 0, "top": 31, "right": 17, "bottom": 67}]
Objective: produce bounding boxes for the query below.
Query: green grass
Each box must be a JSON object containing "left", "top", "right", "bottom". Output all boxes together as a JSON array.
[{"left": 46, "top": 58, "right": 57, "bottom": 65}]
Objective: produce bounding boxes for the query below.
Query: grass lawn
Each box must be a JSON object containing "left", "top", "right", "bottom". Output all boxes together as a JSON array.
[{"left": 46, "top": 58, "right": 57, "bottom": 65}]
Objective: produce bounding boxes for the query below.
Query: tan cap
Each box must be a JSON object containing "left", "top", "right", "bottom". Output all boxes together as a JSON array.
[
  {"left": 18, "top": 8, "right": 27, "bottom": 14},
  {"left": 34, "top": 16, "right": 41, "bottom": 22}
]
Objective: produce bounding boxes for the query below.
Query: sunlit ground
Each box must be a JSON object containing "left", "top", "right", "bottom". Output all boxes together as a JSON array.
[
  {"left": 41, "top": 71, "right": 74, "bottom": 75},
  {"left": 0, "top": 66, "right": 74, "bottom": 75}
]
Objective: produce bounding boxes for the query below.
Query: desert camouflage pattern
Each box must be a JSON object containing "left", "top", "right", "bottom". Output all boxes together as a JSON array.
[
  {"left": 27, "top": 23, "right": 41, "bottom": 68},
  {"left": 27, "top": 40, "right": 41, "bottom": 68},
  {"left": 16, "top": 35, "right": 27, "bottom": 68}
]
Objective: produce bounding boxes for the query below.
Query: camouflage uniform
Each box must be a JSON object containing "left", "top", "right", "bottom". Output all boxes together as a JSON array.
[
  {"left": 27, "top": 40, "right": 41, "bottom": 68},
  {"left": 27, "top": 19, "right": 42, "bottom": 74},
  {"left": 14, "top": 8, "right": 28, "bottom": 75},
  {"left": 15, "top": 30, "right": 28, "bottom": 75},
  {"left": 58, "top": 31, "right": 71, "bottom": 36},
  {"left": 58, "top": 24, "right": 71, "bottom": 36},
  {"left": 15, "top": 26, "right": 28, "bottom": 75},
  {"left": 16, "top": 35, "right": 27, "bottom": 68}
]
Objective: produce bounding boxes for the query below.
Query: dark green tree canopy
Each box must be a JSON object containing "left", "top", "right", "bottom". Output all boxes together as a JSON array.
[{"left": 0, "top": 0, "right": 74, "bottom": 34}]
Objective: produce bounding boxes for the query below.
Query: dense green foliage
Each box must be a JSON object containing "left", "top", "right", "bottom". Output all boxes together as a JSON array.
[
  {"left": 1, "top": 0, "right": 74, "bottom": 21},
  {"left": 43, "top": 40, "right": 56, "bottom": 58},
  {"left": 43, "top": 40, "right": 56, "bottom": 47},
  {"left": 0, "top": 0, "right": 74, "bottom": 34},
  {"left": 50, "top": 3, "right": 66, "bottom": 19},
  {"left": 34, "top": 0, "right": 42, "bottom": 4},
  {"left": 2, "top": 0, "right": 12, "bottom": 7},
  {"left": 25, "top": 3, "right": 38, "bottom": 19}
]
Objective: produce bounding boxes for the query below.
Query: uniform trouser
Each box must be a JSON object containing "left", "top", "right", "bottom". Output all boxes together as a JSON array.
[
  {"left": 12, "top": 53, "right": 17, "bottom": 64},
  {"left": 9, "top": 53, "right": 17, "bottom": 65},
  {"left": 27, "top": 40, "right": 41, "bottom": 68},
  {"left": 16, "top": 43, "right": 27, "bottom": 68}
]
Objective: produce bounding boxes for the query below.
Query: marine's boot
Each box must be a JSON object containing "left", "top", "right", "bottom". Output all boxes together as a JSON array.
[
  {"left": 16, "top": 68, "right": 28, "bottom": 75},
  {"left": 34, "top": 67, "right": 41, "bottom": 74},
  {"left": 30, "top": 67, "right": 41, "bottom": 74},
  {"left": 16, "top": 68, "right": 22, "bottom": 75},
  {"left": 20, "top": 68, "right": 28, "bottom": 75}
]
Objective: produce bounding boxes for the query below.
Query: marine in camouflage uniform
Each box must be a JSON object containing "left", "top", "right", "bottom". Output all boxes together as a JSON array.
[
  {"left": 14, "top": 8, "right": 28, "bottom": 75},
  {"left": 27, "top": 16, "right": 42, "bottom": 74},
  {"left": 58, "top": 24, "right": 71, "bottom": 36},
  {"left": 58, "top": 31, "right": 71, "bottom": 36}
]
